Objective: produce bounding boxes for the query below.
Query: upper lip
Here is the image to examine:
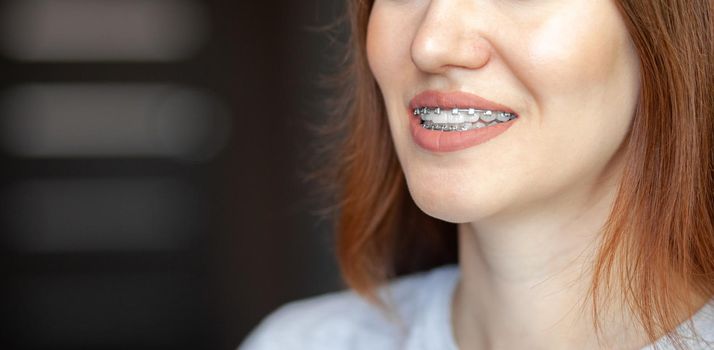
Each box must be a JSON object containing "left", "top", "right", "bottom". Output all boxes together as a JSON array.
[{"left": 408, "top": 90, "right": 517, "bottom": 115}]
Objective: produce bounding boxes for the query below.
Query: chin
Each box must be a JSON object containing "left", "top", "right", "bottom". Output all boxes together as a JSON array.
[{"left": 404, "top": 179, "right": 503, "bottom": 224}]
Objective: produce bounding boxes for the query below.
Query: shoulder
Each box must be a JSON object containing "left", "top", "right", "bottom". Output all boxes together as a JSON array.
[
  {"left": 640, "top": 298, "right": 714, "bottom": 350},
  {"left": 238, "top": 264, "right": 459, "bottom": 350},
  {"left": 680, "top": 298, "right": 714, "bottom": 349},
  {"left": 238, "top": 289, "right": 395, "bottom": 350}
]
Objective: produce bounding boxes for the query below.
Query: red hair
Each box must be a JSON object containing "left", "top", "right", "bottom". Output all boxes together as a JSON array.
[{"left": 318, "top": 0, "right": 714, "bottom": 348}]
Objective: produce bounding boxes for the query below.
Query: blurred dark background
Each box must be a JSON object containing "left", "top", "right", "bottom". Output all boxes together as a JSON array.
[{"left": 0, "top": 0, "right": 345, "bottom": 349}]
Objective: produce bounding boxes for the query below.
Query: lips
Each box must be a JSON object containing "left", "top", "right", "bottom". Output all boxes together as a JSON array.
[
  {"left": 408, "top": 90, "right": 517, "bottom": 114},
  {"left": 407, "top": 90, "right": 518, "bottom": 152}
]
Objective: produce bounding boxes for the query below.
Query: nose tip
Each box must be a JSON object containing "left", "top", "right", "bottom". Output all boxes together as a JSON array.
[{"left": 410, "top": 10, "right": 492, "bottom": 73}]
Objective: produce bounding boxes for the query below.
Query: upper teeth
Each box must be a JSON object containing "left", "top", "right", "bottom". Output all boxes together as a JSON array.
[{"left": 413, "top": 107, "right": 517, "bottom": 131}]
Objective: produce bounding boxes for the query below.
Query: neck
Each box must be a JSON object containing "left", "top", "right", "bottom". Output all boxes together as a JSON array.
[{"left": 452, "top": 178, "right": 650, "bottom": 350}]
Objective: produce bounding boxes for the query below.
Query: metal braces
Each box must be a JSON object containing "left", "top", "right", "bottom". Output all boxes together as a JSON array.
[{"left": 413, "top": 107, "right": 515, "bottom": 118}]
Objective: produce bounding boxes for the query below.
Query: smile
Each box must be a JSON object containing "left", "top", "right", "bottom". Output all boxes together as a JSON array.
[
  {"left": 413, "top": 107, "right": 518, "bottom": 132},
  {"left": 407, "top": 90, "right": 518, "bottom": 152}
]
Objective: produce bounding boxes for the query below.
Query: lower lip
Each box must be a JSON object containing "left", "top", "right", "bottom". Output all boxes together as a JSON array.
[{"left": 409, "top": 112, "right": 516, "bottom": 152}]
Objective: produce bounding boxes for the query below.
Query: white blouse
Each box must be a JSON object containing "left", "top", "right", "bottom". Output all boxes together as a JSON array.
[{"left": 240, "top": 265, "right": 714, "bottom": 350}]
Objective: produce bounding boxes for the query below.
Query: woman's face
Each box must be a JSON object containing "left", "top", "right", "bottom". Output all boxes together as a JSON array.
[{"left": 366, "top": 0, "right": 641, "bottom": 223}]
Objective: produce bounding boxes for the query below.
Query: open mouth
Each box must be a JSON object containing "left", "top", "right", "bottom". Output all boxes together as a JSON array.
[{"left": 413, "top": 107, "right": 518, "bottom": 131}]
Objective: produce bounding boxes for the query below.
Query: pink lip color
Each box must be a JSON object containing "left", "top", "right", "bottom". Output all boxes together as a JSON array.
[{"left": 408, "top": 91, "right": 518, "bottom": 153}]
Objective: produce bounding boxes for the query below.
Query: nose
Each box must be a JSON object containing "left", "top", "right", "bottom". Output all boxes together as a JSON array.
[{"left": 410, "top": 1, "right": 492, "bottom": 74}]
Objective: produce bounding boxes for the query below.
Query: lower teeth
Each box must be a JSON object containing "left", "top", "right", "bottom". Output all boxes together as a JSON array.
[{"left": 421, "top": 120, "right": 502, "bottom": 131}]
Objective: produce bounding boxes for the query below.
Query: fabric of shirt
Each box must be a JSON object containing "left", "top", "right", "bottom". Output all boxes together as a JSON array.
[{"left": 239, "top": 265, "right": 714, "bottom": 350}]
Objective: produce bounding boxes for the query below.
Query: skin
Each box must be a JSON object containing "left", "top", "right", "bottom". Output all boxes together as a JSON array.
[{"left": 367, "top": 0, "right": 646, "bottom": 349}]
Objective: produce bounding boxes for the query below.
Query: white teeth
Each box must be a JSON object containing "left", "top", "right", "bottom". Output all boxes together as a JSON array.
[
  {"left": 421, "top": 120, "right": 486, "bottom": 131},
  {"left": 448, "top": 113, "right": 464, "bottom": 123},
  {"left": 414, "top": 107, "right": 517, "bottom": 131},
  {"left": 480, "top": 110, "right": 496, "bottom": 122}
]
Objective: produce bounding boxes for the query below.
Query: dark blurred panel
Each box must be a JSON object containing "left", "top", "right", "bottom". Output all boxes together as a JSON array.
[
  {"left": 0, "top": 84, "right": 231, "bottom": 160},
  {"left": 0, "top": 0, "right": 344, "bottom": 349},
  {"left": 0, "top": 0, "right": 208, "bottom": 62},
  {"left": 3, "top": 178, "right": 201, "bottom": 252}
]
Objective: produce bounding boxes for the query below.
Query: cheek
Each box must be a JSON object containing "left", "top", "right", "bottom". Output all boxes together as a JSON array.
[
  {"left": 513, "top": 0, "right": 640, "bottom": 157},
  {"left": 366, "top": 5, "right": 419, "bottom": 158},
  {"left": 366, "top": 6, "right": 414, "bottom": 94},
  {"left": 366, "top": 13, "right": 393, "bottom": 88},
  {"left": 522, "top": 5, "right": 627, "bottom": 93}
]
